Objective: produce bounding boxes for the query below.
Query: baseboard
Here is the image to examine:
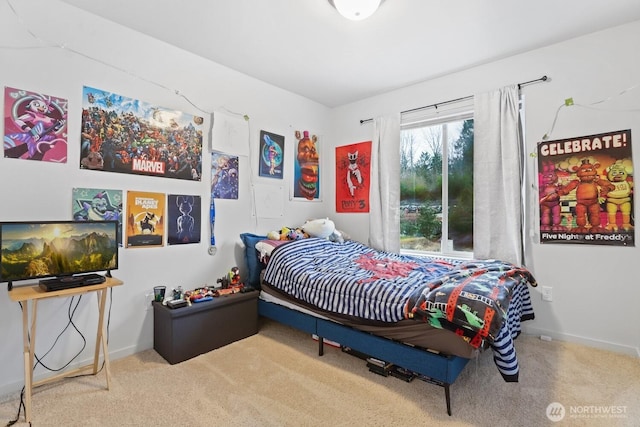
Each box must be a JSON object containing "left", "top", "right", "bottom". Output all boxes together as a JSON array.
[
  {"left": 523, "top": 326, "right": 640, "bottom": 358},
  {"left": 0, "top": 341, "right": 153, "bottom": 401}
]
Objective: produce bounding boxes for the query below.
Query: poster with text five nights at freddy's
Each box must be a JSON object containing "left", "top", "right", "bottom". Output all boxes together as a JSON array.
[
  {"left": 126, "top": 191, "right": 165, "bottom": 248},
  {"left": 537, "top": 129, "right": 634, "bottom": 246}
]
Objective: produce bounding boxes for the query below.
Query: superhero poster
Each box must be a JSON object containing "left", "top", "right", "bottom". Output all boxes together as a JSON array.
[
  {"left": 72, "top": 188, "right": 123, "bottom": 246},
  {"left": 211, "top": 152, "right": 239, "bottom": 199},
  {"left": 80, "top": 86, "right": 203, "bottom": 181},
  {"left": 167, "top": 194, "right": 201, "bottom": 245},
  {"left": 537, "top": 129, "right": 634, "bottom": 246},
  {"left": 258, "top": 130, "right": 284, "bottom": 179},
  {"left": 336, "top": 141, "right": 371, "bottom": 213},
  {"left": 3, "top": 86, "right": 68, "bottom": 162},
  {"left": 292, "top": 130, "right": 321, "bottom": 201},
  {"left": 126, "top": 191, "right": 165, "bottom": 248}
]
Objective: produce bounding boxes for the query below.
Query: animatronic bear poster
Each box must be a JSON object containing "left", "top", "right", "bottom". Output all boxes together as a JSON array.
[
  {"left": 167, "top": 194, "right": 201, "bottom": 245},
  {"left": 537, "top": 129, "right": 634, "bottom": 246},
  {"left": 335, "top": 141, "right": 371, "bottom": 213},
  {"left": 80, "top": 86, "right": 203, "bottom": 181},
  {"left": 126, "top": 191, "right": 165, "bottom": 248}
]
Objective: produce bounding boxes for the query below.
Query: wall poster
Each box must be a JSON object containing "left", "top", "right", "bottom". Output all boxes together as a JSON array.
[
  {"left": 3, "top": 86, "right": 68, "bottom": 162},
  {"left": 258, "top": 130, "right": 284, "bottom": 179},
  {"left": 537, "top": 129, "right": 634, "bottom": 246},
  {"left": 336, "top": 141, "right": 371, "bottom": 213},
  {"left": 80, "top": 86, "right": 203, "bottom": 181},
  {"left": 292, "top": 130, "right": 320, "bottom": 201},
  {"left": 211, "top": 152, "right": 239, "bottom": 199},
  {"left": 72, "top": 188, "right": 123, "bottom": 246},
  {"left": 126, "top": 190, "right": 165, "bottom": 248},
  {"left": 167, "top": 194, "right": 201, "bottom": 245}
]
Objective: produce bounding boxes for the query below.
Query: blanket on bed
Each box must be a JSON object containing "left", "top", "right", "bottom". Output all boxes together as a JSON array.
[{"left": 261, "top": 238, "right": 537, "bottom": 381}]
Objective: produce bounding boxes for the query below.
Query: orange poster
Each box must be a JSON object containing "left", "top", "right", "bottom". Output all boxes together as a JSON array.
[
  {"left": 336, "top": 141, "right": 371, "bottom": 213},
  {"left": 126, "top": 191, "right": 165, "bottom": 247}
]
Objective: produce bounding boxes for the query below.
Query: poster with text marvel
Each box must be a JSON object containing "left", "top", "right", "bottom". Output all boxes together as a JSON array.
[
  {"left": 336, "top": 141, "right": 371, "bottom": 213},
  {"left": 167, "top": 194, "right": 201, "bottom": 245},
  {"left": 126, "top": 191, "right": 165, "bottom": 248},
  {"left": 537, "top": 129, "right": 634, "bottom": 246},
  {"left": 80, "top": 86, "right": 203, "bottom": 180},
  {"left": 4, "top": 86, "right": 68, "bottom": 162}
]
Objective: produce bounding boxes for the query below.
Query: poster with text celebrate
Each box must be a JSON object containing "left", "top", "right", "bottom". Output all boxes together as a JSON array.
[
  {"left": 336, "top": 141, "right": 371, "bottom": 213},
  {"left": 126, "top": 191, "right": 165, "bottom": 248},
  {"left": 537, "top": 129, "right": 634, "bottom": 246},
  {"left": 80, "top": 86, "right": 203, "bottom": 181}
]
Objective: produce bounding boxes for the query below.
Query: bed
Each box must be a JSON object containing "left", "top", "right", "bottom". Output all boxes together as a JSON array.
[{"left": 240, "top": 233, "right": 536, "bottom": 415}]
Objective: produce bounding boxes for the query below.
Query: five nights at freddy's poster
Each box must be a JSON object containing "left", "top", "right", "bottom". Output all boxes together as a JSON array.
[{"left": 537, "top": 129, "right": 634, "bottom": 246}]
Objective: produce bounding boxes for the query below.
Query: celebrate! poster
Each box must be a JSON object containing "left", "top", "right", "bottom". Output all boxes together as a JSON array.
[{"left": 537, "top": 129, "right": 634, "bottom": 246}]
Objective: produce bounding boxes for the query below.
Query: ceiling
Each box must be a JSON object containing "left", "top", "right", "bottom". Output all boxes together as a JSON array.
[{"left": 60, "top": 0, "right": 640, "bottom": 108}]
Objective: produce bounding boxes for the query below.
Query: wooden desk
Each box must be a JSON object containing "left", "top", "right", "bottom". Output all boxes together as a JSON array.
[{"left": 8, "top": 277, "right": 123, "bottom": 423}]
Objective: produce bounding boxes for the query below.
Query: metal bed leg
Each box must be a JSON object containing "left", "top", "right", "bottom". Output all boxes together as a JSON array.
[
  {"left": 445, "top": 383, "right": 452, "bottom": 416},
  {"left": 318, "top": 336, "right": 324, "bottom": 356}
]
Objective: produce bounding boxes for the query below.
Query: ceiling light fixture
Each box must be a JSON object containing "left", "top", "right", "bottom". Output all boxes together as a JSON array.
[{"left": 328, "top": 0, "right": 383, "bottom": 21}]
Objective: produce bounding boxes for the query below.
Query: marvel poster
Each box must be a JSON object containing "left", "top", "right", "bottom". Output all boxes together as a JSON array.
[
  {"left": 72, "top": 188, "right": 123, "bottom": 246},
  {"left": 126, "top": 191, "right": 165, "bottom": 248},
  {"left": 259, "top": 130, "right": 284, "bottom": 179},
  {"left": 167, "top": 194, "right": 201, "bottom": 245},
  {"left": 537, "top": 129, "right": 634, "bottom": 246},
  {"left": 3, "top": 86, "right": 68, "bottom": 162},
  {"left": 80, "top": 86, "right": 203, "bottom": 180},
  {"left": 336, "top": 141, "right": 371, "bottom": 213}
]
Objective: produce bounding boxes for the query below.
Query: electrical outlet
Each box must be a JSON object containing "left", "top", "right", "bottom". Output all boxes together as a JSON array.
[
  {"left": 144, "top": 292, "right": 154, "bottom": 310},
  {"left": 541, "top": 286, "right": 553, "bottom": 302}
]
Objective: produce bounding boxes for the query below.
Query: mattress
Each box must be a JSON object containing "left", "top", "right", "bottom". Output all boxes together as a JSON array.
[{"left": 260, "top": 282, "right": 480, "bottom": 359}]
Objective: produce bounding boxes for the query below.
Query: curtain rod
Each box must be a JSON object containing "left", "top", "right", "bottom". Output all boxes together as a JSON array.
[{"left": 359, "top": 75, "right": 549, "bottom": 124}]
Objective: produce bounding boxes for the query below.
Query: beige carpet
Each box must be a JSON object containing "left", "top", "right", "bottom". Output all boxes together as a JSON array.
[{"left": 1, "top": 318, "right": 639, "bottom": 426}]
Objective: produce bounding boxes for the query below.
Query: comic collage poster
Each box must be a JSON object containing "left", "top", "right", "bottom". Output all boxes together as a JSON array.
[
  {"left": 3, "top": 86, "right": 68, "bottom": 162},
  {"left": 336, "top": 141, "right": 371, "bottom": 213},
  {"left": 293, "top": 130, "right": 320, "bottom": 201},
  {"left": 211, "top": 151, "right": 239, "bottom": 199},
  {"left": 258, "top": 130, "right": 284, "bottom": 179},
  {"left": 167, "top": 194, "right": 201, "bottom": 245},
  {"left": 126, "top": 191, "right": 165, "bottom": 248},
  {"left": 537, "top": 129, "right": 634, "bottom": 246},
  {"left": 72, "top": 188, "right": 123, "bottom": 246},
  {"left": 80, "top": 86, "right": 203, "bottom": 181}
]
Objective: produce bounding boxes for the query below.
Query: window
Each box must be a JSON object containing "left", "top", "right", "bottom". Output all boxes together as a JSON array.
[{"left": 400, "top": 111, "right": 474, "bottom": 257}]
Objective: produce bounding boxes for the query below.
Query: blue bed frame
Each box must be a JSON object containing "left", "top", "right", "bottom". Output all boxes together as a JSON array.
[{"left": 259, "top": 299, "right": 470, "bottom": 415}]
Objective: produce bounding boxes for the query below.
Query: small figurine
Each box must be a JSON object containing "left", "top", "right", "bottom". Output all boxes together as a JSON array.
[{"left": 229, "top": 266, "right": 241, "bottom": 285}]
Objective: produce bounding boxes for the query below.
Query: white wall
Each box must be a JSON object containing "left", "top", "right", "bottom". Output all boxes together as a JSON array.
[
  {"left": 0, "top": 0, "right": 331, "bottom": 397},
  {"left": 328, "top": 21, "right": 640, "bottom": 357}
]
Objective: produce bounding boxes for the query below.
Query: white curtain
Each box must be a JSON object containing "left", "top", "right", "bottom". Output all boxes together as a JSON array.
[
  {"left": 473, "top": 85, "right": 524, "bottom": 266},
  {"left": 369, "top": 114, "right": 401, "bottom": 253}
]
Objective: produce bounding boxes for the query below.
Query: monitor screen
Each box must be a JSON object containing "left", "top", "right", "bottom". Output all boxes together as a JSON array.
[{"left": 0, "top": 220, "right": 118, "bottom": 285}]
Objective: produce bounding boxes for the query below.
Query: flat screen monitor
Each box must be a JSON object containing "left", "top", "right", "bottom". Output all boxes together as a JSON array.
[{"left": 0, "top": 220, "right": 118, "bottom": 288}]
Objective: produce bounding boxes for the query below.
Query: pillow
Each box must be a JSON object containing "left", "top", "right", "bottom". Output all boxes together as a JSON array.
[
  {"left": 255, "top": 239, "right": 290, "bottom": 264},
  {"left": 239, "top": 233, "right": 267, "bottom": 289}
]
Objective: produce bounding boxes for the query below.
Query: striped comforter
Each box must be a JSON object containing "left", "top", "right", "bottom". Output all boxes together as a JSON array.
[{"left": 262, "top": 238, "right": 536, "bottom": 381}]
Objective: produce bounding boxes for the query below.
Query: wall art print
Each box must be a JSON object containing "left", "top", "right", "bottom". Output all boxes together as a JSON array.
[
  {"left": 126, "top": 190, "right": 165, "bottom": 248},
  {"left": 259, "top": 130, "right": 284, "bottom": 179},
  {"left": 3, "top": 86, "right": 68, "bottom": 162},
  {"left": 167, "top": 194, "right": 201, "bottom": 245},
  {"left": 537, "top": 129, "right": 634, "bottom": 246},
  {"left": 80, "top": 86, "right": 203, "bottom": 181},
  {"left": 72, "top": 188, "right": 123, "bottom": 246},
  {"left": 336, "top": 141, "right": 371, "bottom": 213},
  {"left": 292, "top": 130, "right": 320, "bottom": 201},
  {"left": 211, "top": 151, "right": 239, "bottom": 199}
]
